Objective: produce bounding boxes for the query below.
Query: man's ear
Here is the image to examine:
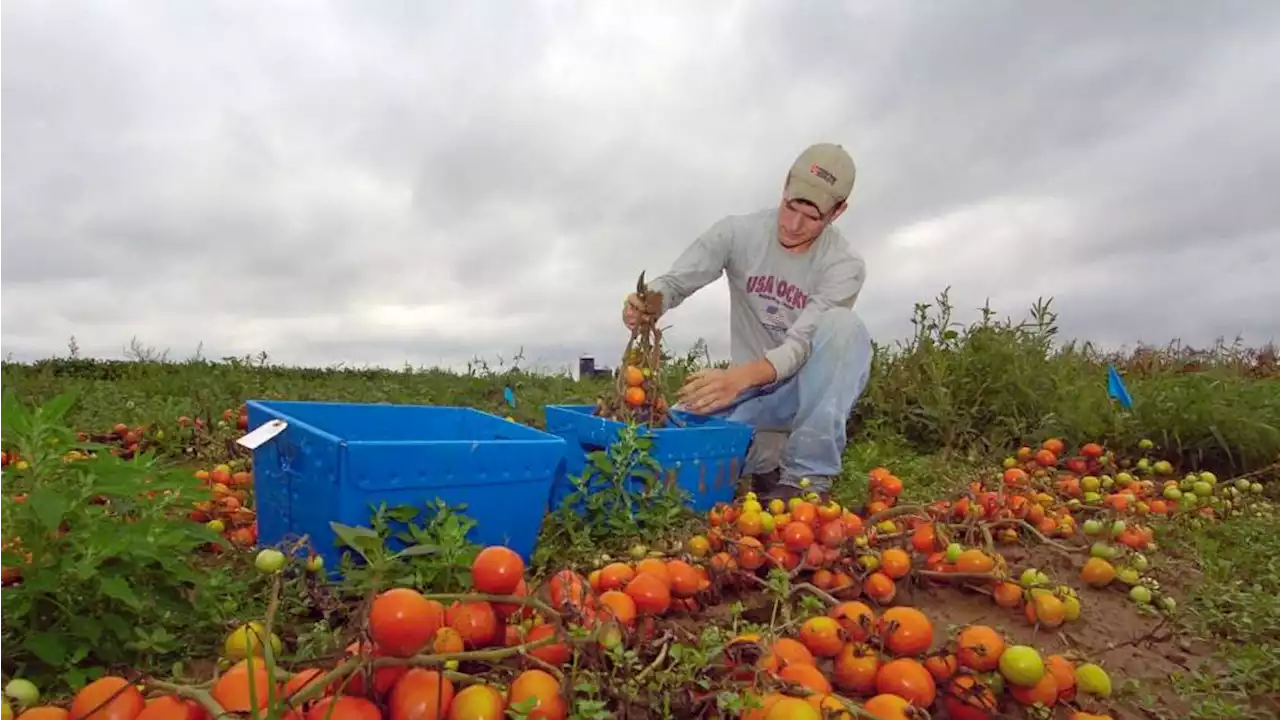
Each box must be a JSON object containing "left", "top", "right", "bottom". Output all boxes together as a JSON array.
[{"left": 828, "top": 200, "right": 849, "bottom": 223}]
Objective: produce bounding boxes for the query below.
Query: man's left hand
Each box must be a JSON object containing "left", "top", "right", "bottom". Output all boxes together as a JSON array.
[{"left": 676, "top": 367, "right": 750, "bottom": 415}]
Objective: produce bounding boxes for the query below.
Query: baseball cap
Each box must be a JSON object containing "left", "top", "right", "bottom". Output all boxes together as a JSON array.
[{"left": 785, "top": 143, "right": 856, "bottom": 215}]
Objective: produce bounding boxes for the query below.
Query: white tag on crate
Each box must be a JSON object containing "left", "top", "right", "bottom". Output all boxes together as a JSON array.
[{"left": 236, "top": 419, "right": 288, "bottom": 449}]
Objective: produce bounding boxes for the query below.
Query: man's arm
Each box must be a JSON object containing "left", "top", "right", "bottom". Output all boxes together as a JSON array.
[
  {"left": 763, "top": 254, "right": 866, "bottom": 382},
  {"left": 645, "top": 216, "right": 736, "bottom": 314}
]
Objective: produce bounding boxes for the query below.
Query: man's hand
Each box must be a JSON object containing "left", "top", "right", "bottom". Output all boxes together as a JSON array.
[
  {"left": 676, "top": 367, "right": 752, "bottom": 415},
  {"left": 622, "top": 292, "right": 645, "bottom": 330}
]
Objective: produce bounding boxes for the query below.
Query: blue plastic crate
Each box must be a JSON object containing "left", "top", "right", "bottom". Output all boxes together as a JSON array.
[
  {"left": 244, "top": 400, "right": 567, "bottom": 573},
  {"left": 543, "top": 404, "right": 754, "bottom": 513}
]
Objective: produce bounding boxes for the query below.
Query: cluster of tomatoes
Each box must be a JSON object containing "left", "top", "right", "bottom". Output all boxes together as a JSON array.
[
  {"left": 187, "top": 464, "right": 258, "bottom": 549},
  {"left": 692, "top": 468, "right": 914, "bottom": 609},
  {"left": 258, "top": 546, "right": 569, "bottom": 720},
  {"left": 728, "top": 605, "right": 1116, "bottom": 719}
]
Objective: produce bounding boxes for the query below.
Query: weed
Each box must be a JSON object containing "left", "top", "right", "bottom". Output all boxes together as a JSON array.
[{"left": 534, "top": 423, "right": 695, "bottom": 569}]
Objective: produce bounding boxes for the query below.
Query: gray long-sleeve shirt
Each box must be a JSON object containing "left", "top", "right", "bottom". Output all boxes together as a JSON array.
[{"left": 645, "top": 207, "right": 866, "bottom": 382}]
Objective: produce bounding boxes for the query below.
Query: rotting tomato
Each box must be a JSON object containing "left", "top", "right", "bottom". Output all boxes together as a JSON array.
[{"left": 547, "top": 570, "right": 594, "bottom": 615}]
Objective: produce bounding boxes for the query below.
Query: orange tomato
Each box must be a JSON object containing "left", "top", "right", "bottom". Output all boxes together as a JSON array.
[{"left": 370, "top": 588, "right": 444, "bottom": 657}]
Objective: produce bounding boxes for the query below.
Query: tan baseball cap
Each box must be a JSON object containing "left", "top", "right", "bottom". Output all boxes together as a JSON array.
[{"left": 785, "top": 143, "right": 856, "bottom": 215}]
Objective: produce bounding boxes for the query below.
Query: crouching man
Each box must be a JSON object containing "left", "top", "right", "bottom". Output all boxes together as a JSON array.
[{"left": 622, "top": 143, "right": 875, "bottom": 503}]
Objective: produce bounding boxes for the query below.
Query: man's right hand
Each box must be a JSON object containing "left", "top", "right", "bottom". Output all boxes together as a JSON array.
[{"left": 622, "top": 292, "right": 646, "bottom": 330}]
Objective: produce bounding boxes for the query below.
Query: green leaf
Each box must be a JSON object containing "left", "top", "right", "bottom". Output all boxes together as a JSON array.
[
  {"left": 68, "top": 615, "right": 104, "bottom": 644},
  {"left": 27, "top": 487, "right": 72, "bottom": 534},
  {"left": 393, "top": 544, "right": 442, "bottom": 559},
  {"left": 330, "top": 522, "right": 380, "bottom": 545},
  {"left": 1, "top": 390, "right": 31, "bottom": 435},
  {"left": 26, "top": 631, "right": 69, "bottom": 665},
  {"left": 330, "top": 522, "right": 383, "bottom": 561},
  {"left": 40, "top": 390, "right": 79, "bottom": 424},
  {"left": 99, "top": 575, "right": 143, "bottom": 610},
  {"left": 101, "top": 613, "right": 135, "bottom": 642},
  {"left": 386, "top": 505, "right": 419, "bottom": 524}
]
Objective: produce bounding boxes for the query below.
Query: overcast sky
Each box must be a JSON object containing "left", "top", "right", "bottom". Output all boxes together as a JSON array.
[{"left": 3, "top": 1, "right": 1279, "bottom": 372}]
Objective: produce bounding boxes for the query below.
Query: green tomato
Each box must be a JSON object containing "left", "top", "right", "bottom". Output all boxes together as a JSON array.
[
  {"left": 254, "top": 548, "right": 286, "bottom": 574},
  {"left": 3, "top": 680, "right": 39, "bottom": 708},
  {"left": 946, "top": 543, "right": 963, "bottom": 563}
]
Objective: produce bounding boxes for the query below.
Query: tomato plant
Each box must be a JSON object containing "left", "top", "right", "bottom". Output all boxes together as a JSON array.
[{"left": 0, "top": 391, "right": 250, "bottom": 693}]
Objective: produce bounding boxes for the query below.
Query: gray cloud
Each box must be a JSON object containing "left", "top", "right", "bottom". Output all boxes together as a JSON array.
[{"left": 3, "top": 1, "right": 1279, "bottom": 371}]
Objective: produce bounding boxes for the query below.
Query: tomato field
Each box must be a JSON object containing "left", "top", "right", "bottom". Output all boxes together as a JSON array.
[{"left": 2, "top": 294, "right": 1279, "bottom": 719}]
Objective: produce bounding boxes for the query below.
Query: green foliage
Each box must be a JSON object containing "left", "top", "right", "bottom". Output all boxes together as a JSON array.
[
  {"left": 332, "top": 499, "right": 483, "bottom": 596},
  {"left": 4, "top": 288, "right": 1275, "bottom": 481},
  {"left": 856, "top": 289, "right": 1280, "bottom": 475},
  {"left": 0, "top": 391, "right": 253, "bottom": 693},
  {"left": 1161, "top": 515, "right": 1280, "bottom": 718},
  {"left": 533, "top": 423, "right": 696, "bottom": 570}
]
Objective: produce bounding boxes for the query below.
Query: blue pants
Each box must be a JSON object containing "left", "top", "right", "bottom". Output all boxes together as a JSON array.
[{"left": 715, "top": 307, "right": 874, "bottom": 492}]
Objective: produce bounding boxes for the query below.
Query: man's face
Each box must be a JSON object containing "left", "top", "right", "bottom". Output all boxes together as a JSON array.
[{"left": 777, "top": 189, "right": 845, "bottom": 249}]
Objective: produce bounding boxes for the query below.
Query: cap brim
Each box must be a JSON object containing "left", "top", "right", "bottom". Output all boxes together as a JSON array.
[{"left": 785, "top": 176, "right": 842, "bottom": 215}]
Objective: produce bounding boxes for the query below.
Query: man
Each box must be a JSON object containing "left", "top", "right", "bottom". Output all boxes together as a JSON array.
[{"left": 621, "top": 142, "right": 874, "bottom": 503}]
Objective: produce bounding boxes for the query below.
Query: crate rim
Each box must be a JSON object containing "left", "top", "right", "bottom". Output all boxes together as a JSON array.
[
  {"left": 245, "top": 399, "right": 564, "bottom": 445},
  {"left": 245, "top": 400, "right": 343, "bottom": 444},
  {"left": 544, "top": 402, "right": 754, "bottom": 432}
]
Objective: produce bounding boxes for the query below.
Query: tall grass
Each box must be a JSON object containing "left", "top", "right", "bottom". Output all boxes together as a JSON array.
[{"left": 3, "top": 289, "right": 1277, "bottom": 475}]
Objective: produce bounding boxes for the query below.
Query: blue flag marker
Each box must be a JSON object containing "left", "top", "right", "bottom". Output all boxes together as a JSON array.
[
  {"left": 503, "top": 386, "right": 516, "bottom": 408},
  {"left": 1107, "top": 365, "right": 1133, "bottom": 409}
]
